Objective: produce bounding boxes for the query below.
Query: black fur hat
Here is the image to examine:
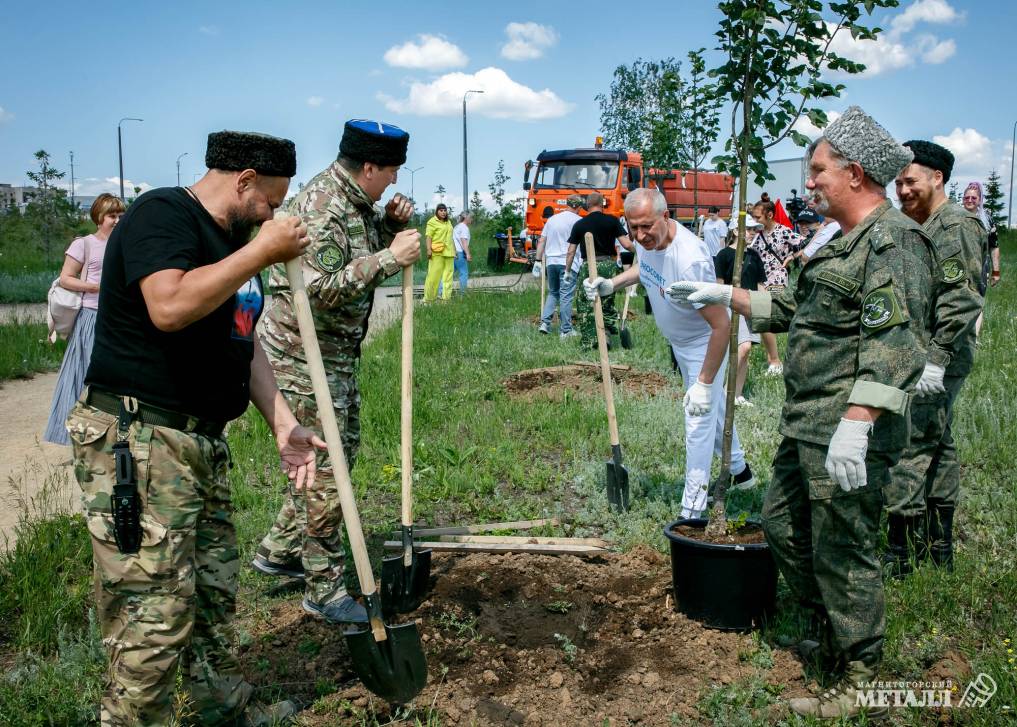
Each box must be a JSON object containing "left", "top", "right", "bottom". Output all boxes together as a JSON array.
[
  {"left": 339, "top": 119, "right": 409, "bottom": 166},
  {"left": 205, "top": 131, "right": 296, "bottom": 177},
  {"left": 903, "top": 140, "right": 955, "bottom": 183}
]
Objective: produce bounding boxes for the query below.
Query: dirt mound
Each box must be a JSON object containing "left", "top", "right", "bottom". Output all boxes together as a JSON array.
[
  {"left": 246, "top": 548, "right": 806, "bottom": 725},
  {"left": 504, "top": 364, "right": 671, "bottom": 402}
]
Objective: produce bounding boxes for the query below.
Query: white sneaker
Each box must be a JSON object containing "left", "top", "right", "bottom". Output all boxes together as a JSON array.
[
  {"left": 766, "top": 363, "right": 783, "bottom": 376},
  {"left": 735, "top": 396, "right": 754, "bottom": 407},
  {"left": 538, "top": 322, "right": 550, "bottom": 335},
  {"left": 560, "top": 330, "right": 578, "bottom": 339}
]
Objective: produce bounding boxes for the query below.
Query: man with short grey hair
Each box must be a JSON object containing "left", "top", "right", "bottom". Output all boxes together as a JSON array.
[
  {"left": 585, "top": 187, "right": 755, "bottom": 519},
  {"left": 669, "top": 106, "right": 938, "bottom": 720}
]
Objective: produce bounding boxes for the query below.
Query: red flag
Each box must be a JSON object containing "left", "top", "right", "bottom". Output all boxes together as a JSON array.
[{"left": 773, "top": 199, "right": 793, "bottom": 228}]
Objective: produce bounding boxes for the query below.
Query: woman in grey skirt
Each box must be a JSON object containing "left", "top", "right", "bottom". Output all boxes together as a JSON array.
[{"left": 43, "top": 194, "right": 125, "bottom": 444}]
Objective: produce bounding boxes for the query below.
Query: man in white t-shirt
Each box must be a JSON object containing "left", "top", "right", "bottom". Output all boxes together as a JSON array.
[
  {"left": 453, "top": 212, "right": 473, "bottom": 292},
  {"left": 534, "top": 196, "right": 584, "bottom": 337},
  {"left": 700, "top": 206, "right": 728, "bottom": 256},
  {"left": 583, "top": 188, "right": 754, "bottom": 517}
]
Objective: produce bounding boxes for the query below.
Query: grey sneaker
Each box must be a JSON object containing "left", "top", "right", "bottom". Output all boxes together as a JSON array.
[
  {"left": 251, "top": 554, "right": 304, "bottom": 579},
  {"left": 538, "top": 322, "right": 550, "bottom": 334},
  {"left": 302, "top": 594, "right": 368, "bottom": 624},
  {"left": 560, "top": 330, "right": 579, "bottom": 339}
]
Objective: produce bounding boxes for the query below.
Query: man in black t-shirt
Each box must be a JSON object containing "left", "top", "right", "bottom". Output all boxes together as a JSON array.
[
  {"left": 563, "top": 192, "right": 633, "bottom": 347},
  {"left": 67, "top": 131, "right": 318, "bottom": 726}
]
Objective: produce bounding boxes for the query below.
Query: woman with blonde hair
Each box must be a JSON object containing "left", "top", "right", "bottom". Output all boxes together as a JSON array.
[{"left": 43, "top": 193, "right": 124, "bottom": 444}]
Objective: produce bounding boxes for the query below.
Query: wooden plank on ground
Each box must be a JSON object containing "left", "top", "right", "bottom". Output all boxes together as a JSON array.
[
  {"left": 382, "top": 540, "right": 608, "bottom": 556},
  {"left": 407, "top": 518, "right": 558, "bottom": 537},
  {"left": 570, "top": 361, "right": 631, "bottom": 372}
]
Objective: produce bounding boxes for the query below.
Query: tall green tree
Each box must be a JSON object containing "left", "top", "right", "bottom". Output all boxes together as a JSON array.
[
  {"left": 948, "top": 181, "right": 958, "bottom": 203},
  {"left": 706, "top": 0, "right": 899, "bottom": 532},
  {"left": 488, "top": 160, "right": 522, "bottom": 234},
  {"left": 984, "top": 170, "right": 1005, "bottom": 228},
  {"left": 435, "top": 184, "right": 446, "bottom": 203},
  {"left": 25, "top": 150, "right": 68, "bottom": 265}
]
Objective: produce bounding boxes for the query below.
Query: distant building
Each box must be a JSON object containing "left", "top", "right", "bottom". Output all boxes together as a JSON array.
[{"left": 0, "top": 183, "right": 41, "bottom": 213}]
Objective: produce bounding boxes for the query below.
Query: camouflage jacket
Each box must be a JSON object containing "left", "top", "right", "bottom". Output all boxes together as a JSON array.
[
  {"left": 749, "top": 200, "right": 936, "bottom": 452},
  {"left": 261, "top": 162, "right": 404, "bottom": 393},
  {"left": 921, "top": 201, "right": 985, "bottom": 378}
]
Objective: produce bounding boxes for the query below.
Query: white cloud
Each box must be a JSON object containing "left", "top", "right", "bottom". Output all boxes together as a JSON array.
[
  {"left": 54, "top": 177, "right": 154, "bottom": 197},
  {"left": 0, "top": 106, "right": 13, "bottom": 123},
  {"left": 379, "top": 67, "right": 572, "bottom": 121},
  {"left": 917, "top": 35, "right": 956, "bottom": 63},
  {"left": 827, "top": 26, "right": 913, "bottom": 76},
  {"left": 791, "top": 110, "right": 842, "bottom": 140},
  {"left": 890, "top": 0, "right": 963, "bottom": 34},
  {"left": 500, "top": 22, "right": 559, "bottom": 61},
  {"left": 932, "top": 128, "right": 994, "bottom": 171},
  {"left": 306, "top": 96, "right": 324, "bottom": 107},
  {"left": 198, "top": 25, "right": 218, "bottom": 36},
  {"left": 383, "top": 34, "right": 467, "bottom": 71}
]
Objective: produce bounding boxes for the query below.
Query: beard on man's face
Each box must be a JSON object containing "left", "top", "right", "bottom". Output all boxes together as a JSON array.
[{"left": 225, "top": 200, "right": 261, "bottom": 247}]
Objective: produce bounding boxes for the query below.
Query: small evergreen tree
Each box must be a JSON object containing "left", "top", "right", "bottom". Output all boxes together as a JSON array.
[
  {"left": 984, "top": 170, "right": 1005, "bottom": 228},
  {"left": 948, "top": 181, "right": 958, "bottom": 203}
]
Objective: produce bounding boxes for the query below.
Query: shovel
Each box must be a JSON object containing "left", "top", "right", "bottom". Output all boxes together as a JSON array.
[
  {"left": 584, "top": 232, "right": 630, "bottom": 512},
  {"left": 285, "top": 257, "right": 426, "bottom": 704},
  {"left": 380, "top": 267, "right": 432, "bottom": 617},
  {"left": 619, "top": 270, "right": 634, "bottom": 350}
]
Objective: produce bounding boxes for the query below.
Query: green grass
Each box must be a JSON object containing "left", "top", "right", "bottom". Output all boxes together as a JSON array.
[
  {"left": 0, "top": 270, "right": 59, "bottom": 304},
  {"left": 1, "top": 239, "right": 1015, "bottom": 725},
  {"left": 0, "top": 321, "right": 66, "bottom": 382}
]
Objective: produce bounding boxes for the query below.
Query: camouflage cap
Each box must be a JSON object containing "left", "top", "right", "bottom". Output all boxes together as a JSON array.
[{"left": 821, "top": 106, "right": 913, "bottom": 187}]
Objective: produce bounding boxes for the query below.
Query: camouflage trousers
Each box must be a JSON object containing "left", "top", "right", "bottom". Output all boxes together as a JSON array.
[
  {"left": 762, "top": 436, "right": 895, "bottom": 668},
  {"left": 68, "top": 399, "right": 252, "bottom": 727},
  {"left": 884, "top": 374, "right": 966, "bottom": 516},
  {"left": 257, "top": 378, "right": 361, "bottom": 605},
  {"left": 577, "top": 259, "right": 620, "bottom": 348}
]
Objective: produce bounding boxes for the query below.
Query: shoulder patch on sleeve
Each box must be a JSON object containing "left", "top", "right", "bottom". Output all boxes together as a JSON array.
[
  {"left": 868, "top": 228, "right": 895, "bottom": 253},
  {"left": 939, "top": 256, "right": 964, "bottom": 283},
  {"left": 861, "top": 283, "right": 906, "bottom": 331},
  {"left": 314, "top": 243, "right": 347, "bottom": 273}
]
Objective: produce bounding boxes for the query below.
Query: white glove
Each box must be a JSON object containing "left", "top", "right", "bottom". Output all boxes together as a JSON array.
[
  {"left": 583, "top": 277, "right": 614, "bottom": 301},
  {"left": 667, "top": 281, "right": 733, "bottom": 307},
  {"left": 683, "top": 380, "right": 713, "bottom": 416},
  {"left": 825, "top": 418, "right": 873, "bottom": 492},
  {"left": 532, "top": 262, "right": 542, "bottom": 278},
  {"left": 563, "top": 270, "right": 574, "bottom": 285},
  {"left": 915, "top": 362, "right": 946, "bottom": 397},
  {"left": 627, "top": 285, "right": 637, "bottom": 298}
]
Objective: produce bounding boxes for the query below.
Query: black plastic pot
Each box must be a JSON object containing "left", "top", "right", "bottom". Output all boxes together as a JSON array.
[{"left": 662, "top": 517, "right": 777, "bottom": 631}]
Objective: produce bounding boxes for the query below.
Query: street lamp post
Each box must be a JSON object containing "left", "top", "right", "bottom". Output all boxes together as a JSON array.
[
  {"left": 69, "top": 151, "right": 75, "bottom": 211},
  {"left": 462, "top": 90, "right": 484, "bottom": 214},
  {"left": 176, "top": 152, "right": 189, "bottom": 187},
  {"left": 118, "top": 117, "right": 143, "bottom": 202},
  {"left": 1008, "top": 118, "right": 1016, "bottom": 230},
  {"left": 406, "top": 166, "right": 423, "bottom": 205}
]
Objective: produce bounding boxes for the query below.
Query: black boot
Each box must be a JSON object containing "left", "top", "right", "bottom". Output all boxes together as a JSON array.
[
  {"left": 928, "top": 504, "right": 955, "bottom": 570},
  {"left": 883, "top": 514, "right": 922, "bottom": 579}
]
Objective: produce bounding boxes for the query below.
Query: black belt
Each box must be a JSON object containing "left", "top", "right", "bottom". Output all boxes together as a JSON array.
[{"left": 86, "top": 388, "right": 226, "bottom": 439}]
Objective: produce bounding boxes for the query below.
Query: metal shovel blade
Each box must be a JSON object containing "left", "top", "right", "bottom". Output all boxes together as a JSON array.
[
  {"left": 345, "top": 595, "right": 427, "bottom": 705},
  {"left": 605, "top": 450, "right": 630, "bottom": 512},
  {"left": 380, "top": 526, "right": 432, "bottom": 618},
  {"left": 619, "top": 327, "right": 633, "bottom": 349}
]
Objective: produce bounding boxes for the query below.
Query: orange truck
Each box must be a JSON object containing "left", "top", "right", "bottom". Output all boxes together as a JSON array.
[{"left": 520, "top": 141, "right": 734, "bottom": 244}]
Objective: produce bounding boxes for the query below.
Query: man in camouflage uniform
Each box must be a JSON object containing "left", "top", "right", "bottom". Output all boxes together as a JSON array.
[
  {"left": 68, "top": 132, "right": 321, "bottom": 725},
  {"left": 670, "top": 107, "right": 937, "bottom": 720},
  {"left": 255, "top": 119, "right": 421, "bottom": 623},
  {"left": 883, "top": 141, "right": 985, "bottom": 575},
  {"left": 563, "top": 192, "right": 633, "bottom": 348}
]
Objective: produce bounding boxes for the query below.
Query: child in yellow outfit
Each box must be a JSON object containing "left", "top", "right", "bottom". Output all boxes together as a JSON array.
[{"left": 424, "top": 203, "right": 455, "bottom": 301}]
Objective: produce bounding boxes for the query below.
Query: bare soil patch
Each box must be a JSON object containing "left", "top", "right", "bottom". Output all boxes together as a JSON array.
[
  {"left": 244, "top": 548, "right": 806, "bottom": 725},
  {"left": 504, "top": 365, "right": 671, "bottom": 403},
  {"left": 672, "top": 522, "right": 768, "bottom": 546}
]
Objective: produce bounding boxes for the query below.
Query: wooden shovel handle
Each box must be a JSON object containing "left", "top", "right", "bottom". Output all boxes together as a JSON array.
[
  {"left": 285, "top": 258, "right": 378, "bottom": 598},
  {"left": 400, "top": 266, "right": 413, "bottom": 527},
  {"left": 584, "top": 233, "right": 621, "bottom": 448}
]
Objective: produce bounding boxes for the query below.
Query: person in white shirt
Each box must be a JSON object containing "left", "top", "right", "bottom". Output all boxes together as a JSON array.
[
  {"left": 700, "top": 206, "right": 728, "bottom": 256},
  {"left": 583, "top": 188, "right": 754, "bottom": 518},
  {"left": 533, "top": 196, "right": 584, "bottom": 337},
  {"left": 453, "top": 212, "right": 473, "bottom": 292}
]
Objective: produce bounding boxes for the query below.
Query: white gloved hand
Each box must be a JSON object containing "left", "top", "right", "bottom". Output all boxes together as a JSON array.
[
  {"left": 563, "top": 270, "right": 574, "bottom": 285},
  {"left": 683, "top": 380, "right": 713, "bottom": 416},
  {"left": 627, "top": 285, "right": 637, "bottom": 298},
  {"left": 582, "top": 277, "right": 614, "bottom": 301},
  {"left": 915, "top": 362, "right": 946, "bottom": 397},
  {"left": 667, "top": 281, "right": 733, "bottom": 307},
  {"left": 825, "top": 418, "right": 873, "bottom": 491},
  {"left": 532, "top": 262, "right": 542, "bottom": 278}
]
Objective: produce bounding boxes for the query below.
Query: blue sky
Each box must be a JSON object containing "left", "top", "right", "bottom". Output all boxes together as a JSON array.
[{"left": 1, "top": 0, "right": 1014, "bottom": 219}]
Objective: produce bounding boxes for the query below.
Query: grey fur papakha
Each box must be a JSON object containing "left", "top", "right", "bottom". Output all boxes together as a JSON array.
[
  {"left": 750, "top": 200, "right": 937, "bottom": 669},
  {"left": 68, "top": 400, "right": 256, "bottom": 726},
  {"left": 822, "top": 106, "right": 914, "bottom": 187},
  {"left": 259, "top": 161, "right": 404, "bottom": 606}
]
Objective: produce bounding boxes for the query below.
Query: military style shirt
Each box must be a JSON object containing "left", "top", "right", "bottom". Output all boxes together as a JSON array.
[
  {"left": 920, "top": 201, "right": 986, "bottom": 378},
  {"left": 262, "top": 162, "right": 404, "bottom": 393},
  {"left": 748, "top": 201, "right": 936, "bottom": 452}
]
